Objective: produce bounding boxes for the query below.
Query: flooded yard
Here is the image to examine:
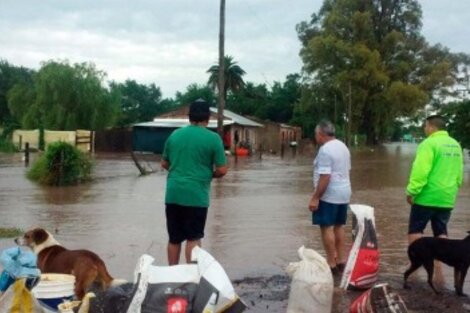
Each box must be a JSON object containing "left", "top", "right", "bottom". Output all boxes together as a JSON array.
[{"left": 0, "top": 143, "right": 469, "bottom": 312}]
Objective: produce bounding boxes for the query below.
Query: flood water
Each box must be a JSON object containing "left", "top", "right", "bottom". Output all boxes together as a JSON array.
[{"left": 0, "top": 143, "right": 469, "bottom": 309}]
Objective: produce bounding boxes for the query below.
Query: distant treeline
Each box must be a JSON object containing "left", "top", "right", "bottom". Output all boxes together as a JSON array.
[
  {"left": 0, "top": 59, "right": 301, "bottom": 136},
  {"left": 1, "top": 0, "right": 470, "bottom": 149}
]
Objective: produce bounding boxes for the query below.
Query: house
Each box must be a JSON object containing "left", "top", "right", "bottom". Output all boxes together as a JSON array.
[
  {"left": 132, "top": 105, "right": 263, "bottom": 154},
  {"left": 208, "top": 108, "right": 263, "bottom": 151},
  {"left": 252, "top": 119, "right": 302, "bottom": 154}
]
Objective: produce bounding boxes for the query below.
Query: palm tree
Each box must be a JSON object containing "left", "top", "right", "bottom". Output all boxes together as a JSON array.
[
  {"left": 207, "top": 55, "right": 246, "bottom": 100},
  {"left": 207, "top": 56, "right": 246, "bottom": 135}
]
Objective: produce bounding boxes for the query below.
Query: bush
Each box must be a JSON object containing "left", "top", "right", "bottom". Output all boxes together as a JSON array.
[
  {"left": 0, "top": 137, "right": 18, "bottom": 153},
  {"left": 0, "top": 227, "right": 23, "bottom": 238},
  {"left": 27, "top": 142, "right": 92, "bottom": 186}
]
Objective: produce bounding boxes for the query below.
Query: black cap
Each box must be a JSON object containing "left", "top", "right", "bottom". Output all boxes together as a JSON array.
[{"left": 189, "top": 99, "right": 210, "bottom": 122}]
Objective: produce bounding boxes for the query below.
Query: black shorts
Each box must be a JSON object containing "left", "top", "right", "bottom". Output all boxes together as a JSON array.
[
  {"left": 166, "top": 203, "right": 208, "bottom": 244},
  {"left": 408, "top": 203, "right": 451, "bottom": 237}
]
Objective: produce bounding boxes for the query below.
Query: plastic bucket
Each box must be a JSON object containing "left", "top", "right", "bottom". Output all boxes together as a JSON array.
[
  {"left": 32, "top": 274, "right": 75, "bottom": 313},
  {"left": 235, "top": 148, "right": 249, "bottom": 156}
]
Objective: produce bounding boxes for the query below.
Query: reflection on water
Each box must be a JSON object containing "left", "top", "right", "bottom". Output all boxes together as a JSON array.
[{"left": 0, "top": 143, "right": 469, "bottom": 293}]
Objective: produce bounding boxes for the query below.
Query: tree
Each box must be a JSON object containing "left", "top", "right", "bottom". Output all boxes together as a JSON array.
[
  {"left": 110, "top": 80, "right": 170, "bottom": 126},
  {"left": 0, "top": 60, "right": 34, "bottom": 130},
  {"left": 175, "top": 83, "right": 216, "bottom": 106},
  {"left": 7, "top": 82, "right": 36, "bottom": 128},
  {"left": 266, "top": 74, "right": 301, "bottom": 123},
  {"left": 207, "top": 56, "right": 246, "bottom": 98},
  {"left": 226, "top": 74, "right": 301, "bottom": 123},
  {"left": 227, "top": 82, "right": 270, "bottom": 118},
  {"left": 441, "top": 100, "right": 470, "bottom": 155},
  {"left": 8, "top": 60, "right": 119, "bottom": 130},
  {"left": 207, "top": 56, "right": 246, "bottom": 125},
  {"left": 296, "top": 0, "right": 461, "bottom": 144}
]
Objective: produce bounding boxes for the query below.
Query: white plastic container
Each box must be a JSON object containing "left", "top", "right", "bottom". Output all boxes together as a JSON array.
[{"left": 32, "top": 274, "right": 76, "bottom": 313}]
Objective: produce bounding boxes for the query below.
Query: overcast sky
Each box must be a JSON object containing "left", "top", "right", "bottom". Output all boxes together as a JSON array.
[{"left": 1, "top": 1, "right": 469, "bottom": 98}]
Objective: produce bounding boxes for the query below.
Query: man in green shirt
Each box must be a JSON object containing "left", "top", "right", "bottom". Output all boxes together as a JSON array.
[
  {"left": 161, "top": 100, "right": 228, "bottom": 265},
  {"left": 406, "top": 115, "right": 463, "bottom": 244}
]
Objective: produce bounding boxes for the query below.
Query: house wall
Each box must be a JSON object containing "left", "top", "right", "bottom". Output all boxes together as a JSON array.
[
  {"left": 228, "top": 125, "right": 260, "bottom": 150},
  {"left": 132, "top": 127, "right": 177, "bottom": 154},
  {"left": 156, "top": 106, "right": 262, "bottom": 152},
  {"left": 258, "top": 122, "right": 281, "bottom": 153},
  {"left": 280, "top": 126, "right": 302, "bottom": 144},
  {"left": 256, "top": 122, "right": 303, "bottom": 154}
]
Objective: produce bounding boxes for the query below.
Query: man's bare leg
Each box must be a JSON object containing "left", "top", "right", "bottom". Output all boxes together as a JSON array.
[
  {"left": 408, "top": 232, "right": 422, "bottom": 245},
  {"left": 185, "top": 239, "right": 201, "bottom": 263},
  {"left": 321, "top": 226, "right": 337, "bottom": 268},
  {"left": 433, "top": 234, "right": 448, "bottom": 287},
  {"left": 168, "top": 242, "right": 181, "bottom": 265},
  {"left": 334, "top": 225, "right": 347, "bottom": 265}
]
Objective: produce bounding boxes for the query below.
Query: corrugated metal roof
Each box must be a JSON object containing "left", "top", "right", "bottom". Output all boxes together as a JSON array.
[
  {"left": 209, "top": 108, "right": 263, "bottom": 127},
  {"left": 134, "top": 119, "right": 234, "bottom": 129}
]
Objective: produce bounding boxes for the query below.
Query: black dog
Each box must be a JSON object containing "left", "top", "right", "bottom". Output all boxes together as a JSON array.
[{"left": 403, "top": 232, "right": 470, "bottom": 296}]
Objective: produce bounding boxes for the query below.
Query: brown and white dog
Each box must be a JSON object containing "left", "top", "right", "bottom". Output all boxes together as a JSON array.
[{"left": 15, "top": 227, "right": 121, "bottom": 299}]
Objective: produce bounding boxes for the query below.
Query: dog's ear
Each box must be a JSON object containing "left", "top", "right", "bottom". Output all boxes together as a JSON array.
[{"left": 32, "top": 228, "right": 48, "bottom": 244}]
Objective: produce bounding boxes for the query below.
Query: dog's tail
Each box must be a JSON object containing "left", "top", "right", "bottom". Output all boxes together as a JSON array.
[
  {"left": 96, "top": 261, "right": 114, "bottom": 288},
  {"left": 96, "top": 261, "right": 128, "bottom": 288}
]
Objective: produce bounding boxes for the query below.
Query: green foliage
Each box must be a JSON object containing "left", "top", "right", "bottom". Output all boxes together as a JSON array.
[
  {"left": 110, "top": 79, "right": 172, "bottom": 126},
  {"left": 0, "top": 60, "right": 34, "bottom": 126},
  {"left": 264, "top": 74, "right": 301, "bottom": 123},
  {"left": 27, "top": 141, "right": 92, "bottom": 186},
  {"left": 0, "top": 137, "right": 18, "bottom": 153},
  {"left": 227, "top": 82, "right": 270, "bottom": 117},
  {"left": 226, "top": 74, "right": 302, "bottom": 124},
  {"left": 175, "top": 84, "right": 216, "bottom": 106},
  {"left": 0, "top": 227, "right": 23, "bottom": 238},
  {"left": 296, "top": 0, "right": 464, "bottom": 144},
  {"left": 8, "top": 60, "right": 119, "bottom": 131},
  {"left": 441, "top": 100, "right": 470, "bottom": 155},
  {"left": 207, "top": 55, "right": 246, "bottom": 100}
]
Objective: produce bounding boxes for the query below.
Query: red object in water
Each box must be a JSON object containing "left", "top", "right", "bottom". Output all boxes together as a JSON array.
[{"left": 235, "top": 148, "right": 249, "bottom": 156}]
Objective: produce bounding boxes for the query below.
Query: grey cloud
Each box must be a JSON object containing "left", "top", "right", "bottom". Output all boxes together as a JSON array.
[{"left": 0, "top": 0, "right": 469, "bottom": 97}]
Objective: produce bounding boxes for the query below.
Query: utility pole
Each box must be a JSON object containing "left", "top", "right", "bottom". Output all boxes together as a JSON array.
[
  {"left": 217, "top": 0, "right": 226, "bottom": 138},
  {"left": 348, "top": 82, "right": 352, "bottom": 147},
  {"left": 334, "top": 93, "right": 337, "bottom": 126}
]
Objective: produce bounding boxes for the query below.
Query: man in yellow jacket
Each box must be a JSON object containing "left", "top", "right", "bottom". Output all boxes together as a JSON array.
[{"left": 406, "top": 115, "right": 464, "bottom": 244}]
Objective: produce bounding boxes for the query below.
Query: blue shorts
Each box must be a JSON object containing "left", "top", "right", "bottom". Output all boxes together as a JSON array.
[
  {"left": 313, "top": 200, "right": 348, "bottom": 226},
  {"left": 408, "top": 203, "right": 451, "bottom": 237}
]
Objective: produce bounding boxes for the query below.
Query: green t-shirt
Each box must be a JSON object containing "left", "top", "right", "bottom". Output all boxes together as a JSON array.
[
  {"left": 162, "top": 125, "right": 227, "bottom": 207},
  {"left": 406, "top": 131, "right": 463, "bottom": 209}
]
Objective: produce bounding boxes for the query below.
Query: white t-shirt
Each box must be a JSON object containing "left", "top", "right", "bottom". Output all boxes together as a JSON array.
[{"left": 313, "top": 138, "right": 351, "bottom": 204}]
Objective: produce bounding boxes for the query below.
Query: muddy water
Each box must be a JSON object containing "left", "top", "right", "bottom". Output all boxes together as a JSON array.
[{"left": 0, "top": 144, "right": 469, "bottom": 311}]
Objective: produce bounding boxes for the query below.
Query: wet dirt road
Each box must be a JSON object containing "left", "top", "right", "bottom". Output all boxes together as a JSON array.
[{"left": 0, "top": 143, "right": 469, "bottom": 312}]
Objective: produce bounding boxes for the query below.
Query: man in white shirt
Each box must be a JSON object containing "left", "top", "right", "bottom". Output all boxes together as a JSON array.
[{"left": 309, "top": 120, "right": 351, "bottom": 275}]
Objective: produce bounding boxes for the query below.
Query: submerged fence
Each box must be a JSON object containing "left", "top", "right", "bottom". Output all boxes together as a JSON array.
[{"left": 12, "top": 129, "right": 94, "bottom": 152}]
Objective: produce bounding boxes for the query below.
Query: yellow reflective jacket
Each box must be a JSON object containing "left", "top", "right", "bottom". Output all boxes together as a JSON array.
[{"left": 406, "top": 131, "right": 463, "bottom": 209}]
